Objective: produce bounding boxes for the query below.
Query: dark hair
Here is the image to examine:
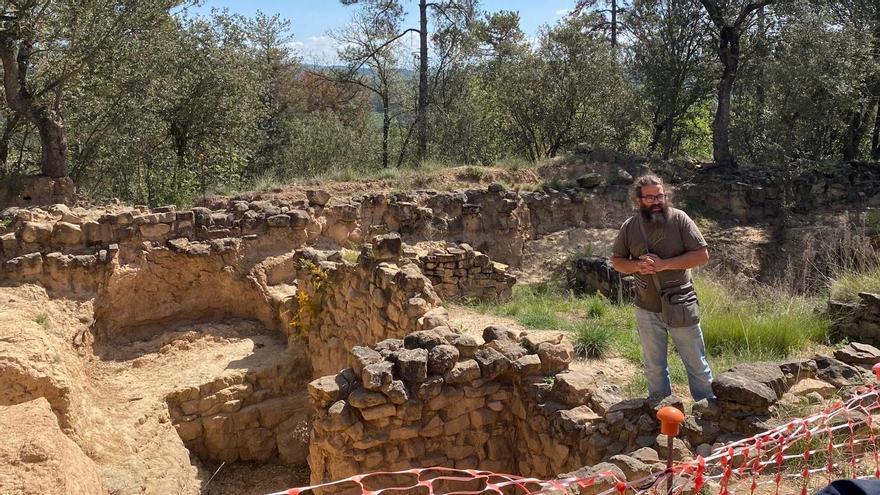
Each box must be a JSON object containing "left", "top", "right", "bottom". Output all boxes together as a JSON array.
[{"left": 633, "top": 174, "right": 664, "bottom": 198}]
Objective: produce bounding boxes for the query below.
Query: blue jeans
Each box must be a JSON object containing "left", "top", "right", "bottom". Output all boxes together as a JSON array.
[{"left": 635, "top": 307, "right": 715, "bottom": 402}]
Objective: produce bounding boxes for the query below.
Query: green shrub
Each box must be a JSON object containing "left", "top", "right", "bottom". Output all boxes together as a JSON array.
[
  {"left": 586, "top": 295, "right": 606, "bottom": 318},
  {"left": 572, "top": 322, "right": 614, "bottom": 358}
]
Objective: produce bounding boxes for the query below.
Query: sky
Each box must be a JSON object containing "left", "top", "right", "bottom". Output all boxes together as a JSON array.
[{"left": 194, "top": 1, "right": 576, "bottom": 64}]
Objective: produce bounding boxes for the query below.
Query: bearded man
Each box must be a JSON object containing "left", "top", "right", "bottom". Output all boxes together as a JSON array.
[{"left": 610, "top": 174, "right": 715, "bottom": 402}]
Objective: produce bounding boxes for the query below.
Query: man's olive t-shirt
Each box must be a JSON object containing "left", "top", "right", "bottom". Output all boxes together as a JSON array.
[{"left": 611, "top": 208, "right": 708, "bottom": 313}]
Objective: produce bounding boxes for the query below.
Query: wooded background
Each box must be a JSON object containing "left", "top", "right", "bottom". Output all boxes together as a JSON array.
[{"left": 0, "top": 0, "right": 877, "bottom": 205}]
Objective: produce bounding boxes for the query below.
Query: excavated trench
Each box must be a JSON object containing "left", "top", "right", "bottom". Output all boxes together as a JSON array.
[{"left": 82, "top": 245, "right": 317, "bottom": 493}]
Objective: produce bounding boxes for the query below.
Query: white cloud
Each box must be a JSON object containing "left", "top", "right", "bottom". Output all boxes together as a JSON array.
[
  {"left": 291, "top": 35, "right": 342, "bottom": 65},
  {"left": 555, "top": 8, "right": 572, "bottom": 17}
]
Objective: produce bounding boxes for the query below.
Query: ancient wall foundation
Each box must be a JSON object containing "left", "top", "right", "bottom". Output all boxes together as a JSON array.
[
  {"left": 166, "top": 361, "right": 311, "bottom": 465},
  {"left": 416, "top": 243, "right": 515, "bottom": 302},
  {"left": 308, "top": 323, "right": 875, "bottom": 486},
  {"left": 567, "top": 256, "right": 634, "bottom": 303},
  {"left": 829, "top": 292, "right": 880, "bottom": 342}
]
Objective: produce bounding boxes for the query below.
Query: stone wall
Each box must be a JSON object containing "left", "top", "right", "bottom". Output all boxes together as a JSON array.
[
  {"left": 417, "top": 243, "right": 515, "bottom": 302},
  {"left": 307, "top": 325, "right": 680, "bottom": 484},
  {"left": 7, "top": 156, "right": 880, "bottom": 281},
  {"left": 166, "top": 361, "right": 311, "bottom": 465},
  {"left": 309, "top": 321, "right": 876, "bottom": 485},
  {"left": 0, "top": 182, "right": 634, "bottom": 272},
  {"left": 292, "top": 242, "right": 444, "bottom": 378},
  {"left": 0, "top": 176, "right": 76, "bottom": 208},
  {"left": 567, "top": 256, "right": 634, "bottom": 303},
  {"left": 829, "top": 292, "right": 880, "bottom": 342}
]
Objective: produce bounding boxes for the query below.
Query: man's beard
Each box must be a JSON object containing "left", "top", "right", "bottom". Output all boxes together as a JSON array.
[{"left": 640, "top": 204, "right": 669, "bottom": 225}]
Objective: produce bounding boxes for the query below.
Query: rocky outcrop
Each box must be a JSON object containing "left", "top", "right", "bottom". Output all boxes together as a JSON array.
[{"left": 830, "top": 292, "right": 880, "bottom": 341}]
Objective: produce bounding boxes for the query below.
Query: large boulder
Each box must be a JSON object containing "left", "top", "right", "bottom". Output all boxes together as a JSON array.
[
  {"left": 834, "top": 342, "right": 880, "bottom": 367},
  {"left": 712, "top": 362, "right": 786, "bottom": 407}
]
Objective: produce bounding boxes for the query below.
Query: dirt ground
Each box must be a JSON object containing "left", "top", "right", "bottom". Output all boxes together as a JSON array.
[{"left": 0, "top": 284, "right": 302, "bottom": 494}]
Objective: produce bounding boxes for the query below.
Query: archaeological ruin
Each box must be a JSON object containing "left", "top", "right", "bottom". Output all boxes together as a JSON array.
[{"left": 5, "top": 154, "right": 880, "bottom": 494}]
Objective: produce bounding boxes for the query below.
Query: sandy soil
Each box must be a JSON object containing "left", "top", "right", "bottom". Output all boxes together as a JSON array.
[
  {"left": 84, "top": 320, "right": 293, "bottom": 494},
  {"left": 0, "top": 284, "right": 301, "bottom": 494}
]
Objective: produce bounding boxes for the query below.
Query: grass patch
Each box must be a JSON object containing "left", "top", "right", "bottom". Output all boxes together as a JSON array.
[
  {"left": 472, "top": 277, "right": 830, "bottom": 386},
  {"left": 829, "top": 266, "right": 880, "bottom": 303},
  {"left": 470, "top": 283, "right": 639, "bottom": 360},
  {"left": 340, "top": 247, "right": 360, "bottom": 264},
  {"left": 34, "top": 313, "right": 49, "bottom": 328},
  {"left": 697, "top": 278, "right": 829, "bottom": 358},
  {"left": 572, "top": 323, "right": 614, "bottom": 358}
]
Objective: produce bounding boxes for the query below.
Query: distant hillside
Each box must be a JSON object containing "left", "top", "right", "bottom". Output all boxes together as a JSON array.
[{"left": 302, "top": 64, "right": 415, "bottom": 79}]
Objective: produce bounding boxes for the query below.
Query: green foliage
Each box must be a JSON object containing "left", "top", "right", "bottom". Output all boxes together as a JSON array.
[
  {"left": 476, "top": 276, "right": 829, "bottom": 373},
  {"left": 696, "top": 278, "right": 829, "bottom": 358},
  {"left": 340, "top": 247, "right": 361, "bottom": 264},
  {"left": 572, "top": 323, "right": 614, "bottom": 358},
  {"left": 8, "top": 1, "right": 880, "bottom": 202},
  {"left": 829, "top": 266, "right": 880, "bottom": 303},
  {"left": 33, "top": 313, "right": 49, "bottom": 328},
  {"left": 475, "top": 283, "right": 637, "bottom": 360}
]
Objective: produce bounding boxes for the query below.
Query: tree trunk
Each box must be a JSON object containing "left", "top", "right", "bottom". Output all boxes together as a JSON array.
[
  {"left": 712, "top": 26, "right": 739, "bottom": 167},
  {"left": 0, "top": 113, "right": 20, "bottom": 171},
  {"left": 417, "top": 0, "right": 429, "bottom": 164},
  {"left": 381, "top": 93, "right": 390, "bottom": 168},
  {"left": 37, "top": 117, "right": 68, "bottom": 177},
  {"left": 662, "top": 114, "right": 675, "bottom": 160},
  {"left": 0, "top": 38, "right": 69, "bottom": 178},
  {"left": 843, "top": 106, "right": 867, "bottom": 161},
  {"left": 872, "top": 99, "right": 880, "bottom": 160},
  {"left": 611, "top": 0, "right": 617, "bottom": 48}
]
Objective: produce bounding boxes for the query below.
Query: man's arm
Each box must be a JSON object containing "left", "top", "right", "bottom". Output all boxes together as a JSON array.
[
  {"left": 611, "top": 256, "right": 644, "bottom": 275},
  {"left": 640, "top": 247, "right": 709, "bottom": 273}
]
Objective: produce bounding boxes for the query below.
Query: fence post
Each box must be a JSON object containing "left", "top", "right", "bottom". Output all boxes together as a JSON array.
[{"left": 657, "top": 406, "right": 685, "bottom": 495}]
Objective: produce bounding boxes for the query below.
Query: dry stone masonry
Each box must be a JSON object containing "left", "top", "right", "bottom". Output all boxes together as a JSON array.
[
  {"left": 1, "top": 181, "right": 634, "bottom": 279},
  {"left": 416, "top": 243, "right": 515, "bottom": 302},
  {"left": 567, "top": 255, "right": 634, "bottom": 303},
  {"left": 309, "top": 321, "right": 877, "bottom": 486},
  {"left": 166, "top": 362, "right": 311, "bottom": 465}
]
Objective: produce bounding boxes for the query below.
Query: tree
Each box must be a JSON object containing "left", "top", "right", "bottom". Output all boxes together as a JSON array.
[
  {"left": 247, "top": 12, "right": 301, "bottom": 176},
  {"left": 698, "top": 0, "right": 774, "bottom": 166},
  {"left": 828, "top": 0, "right": 880, "bottom": 160},
  {"left": 332, "top": 7, "right": 405, "bottom": 168},
  {"left": 0, "top": 0, "right": 182, "bottom": 178},
  {"left": 628, "top": 0, "right": 715, "bottom": 159},
  {"left": 339, "top": 0, "right": 476, "bottom": 164},
  {"left": 481, "top": 13, "right": 639, "bottom": 161},
  {"left": 574, "top": 0, "right": 632, "bottom": 48}
]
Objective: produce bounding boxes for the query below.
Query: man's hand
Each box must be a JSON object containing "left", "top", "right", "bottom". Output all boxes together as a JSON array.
[{"left": 638, "top": 254, "right": 666, "bottom": 274}]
